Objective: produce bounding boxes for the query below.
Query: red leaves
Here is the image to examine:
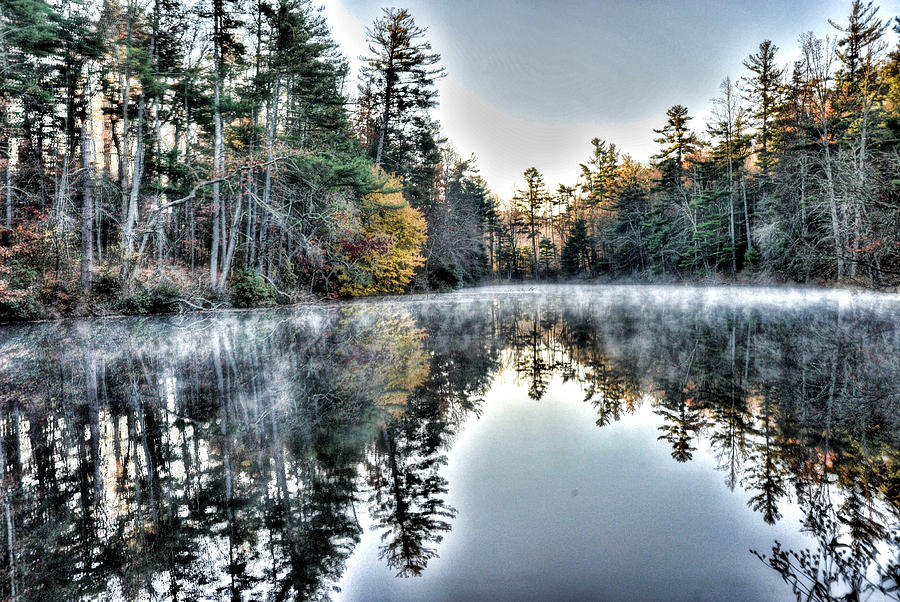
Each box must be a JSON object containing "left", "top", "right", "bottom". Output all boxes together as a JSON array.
[
  {"left": 852, "top": 240, "right": 881, "bottom": 253},
  {"left": 340, "top": 235, "right": 389, "bottom": 260},
  {"left": 22, "top": 206, "right": 47, "bottom": 221}
]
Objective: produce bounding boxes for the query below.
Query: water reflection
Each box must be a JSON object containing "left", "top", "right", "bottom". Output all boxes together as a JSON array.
[{"left": 0, "top": 285, "right": 898, "bottom": 600}]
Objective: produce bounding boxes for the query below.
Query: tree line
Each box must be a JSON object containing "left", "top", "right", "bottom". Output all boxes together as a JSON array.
[
  {"left": 0, "top": 1, "right": 497, "bottom": 320},
  {"left": 2, "top": 0, "right": 900, "bottom": 321},
  {"left": 493, "top": 1, "right": 900, "bottom": 288}
]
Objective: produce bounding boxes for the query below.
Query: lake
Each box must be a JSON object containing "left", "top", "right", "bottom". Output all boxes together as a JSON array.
[{"left": 0, "top": 284, "right": 898, "bottom": 601}]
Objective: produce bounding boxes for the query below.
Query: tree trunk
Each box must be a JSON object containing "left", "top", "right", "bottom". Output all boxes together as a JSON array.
[
  {"left": 741, "top": 174, "right": 752, "bottom": 253},
  {"left": 823, "top": 146, "right": 843, "bottom": 280},
  {"left": 153, "top": 102, "right": 164, "bottom": 275},
  {"left": 4, "top": 136, "right": 11, "bottom": 232},
  {"left": 374, "top": 56, "right": 395, "bottom": 167},
  {"left": 218, "top": 170, "right": 243, "bottom": 290},
  {"left": 118, "top": 5, "right": 135, "bottom": 265},
  {"left": 1, "top": 41, "right": 11, "bottom": 232},
  {"left": 80, "top": 123, "right": 94, "bottom": 291},
  {"left": 800, "top": 157, "right": 808, "bottom": 240},
  {"left": 262, "top": 71, "right": 279, "bottom": 227},
  {"left": 210, "top": 0, "right": 225, "bottom": 288},
  {"left": 122, "top": 90, "right": 146, "bottom": 283},
  {"left": 0, "top": 418, "right": 16, "bottom": 602},
  {"left": 727, "top": 139, "right": 736, "bottom": 275}
]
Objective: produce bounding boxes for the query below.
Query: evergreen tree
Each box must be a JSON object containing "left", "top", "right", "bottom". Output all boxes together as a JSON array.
[
  {"left": 646, "top": 105, "right": 701, "bottom": 274},
  {"left": 708, "top": 76, "right": 753, "bottom": 273},
  {"left": 579, "top": 137, "right": 618, "bottom": 208},
  {"left": 606, "top": 155, "right": 650, "bottom": 273},
  {"left": 561, "top": 217, "right": 590, "bottom": 275},
  {"left": 652, "top": 104, "right": 699, "bottom": 190},
  {"left": 360, "top": 7, "right": 444, "bottom": 170},
  {"left": 742, "top": 40, "right": 783, "bottom": 176},
  {"left": 829, "top": 0, "right": 888, "bottom": 114},
  {"left": 538, "top": 237, "right": 556, "bottom": 275},
  {"left": 516, "top": 166, "right": 548, "bottom": 278}
]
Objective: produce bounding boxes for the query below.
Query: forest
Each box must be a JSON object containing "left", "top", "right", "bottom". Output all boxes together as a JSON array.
[{"left": 1, "top": 0, "right": 899, "bottom": 321}]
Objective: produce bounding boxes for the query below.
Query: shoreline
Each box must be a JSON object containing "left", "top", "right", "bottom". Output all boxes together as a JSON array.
[{"left": 2, "top": 276, "right": 897, "bottom": 326}]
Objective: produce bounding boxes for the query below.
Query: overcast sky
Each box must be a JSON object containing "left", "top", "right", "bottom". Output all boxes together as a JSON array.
[{"left": 322, "top": 0, "right": 900, "bottom": 197}]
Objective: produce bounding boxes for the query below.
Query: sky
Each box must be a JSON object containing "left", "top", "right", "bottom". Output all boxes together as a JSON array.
[{"left": 322, "top": 0, "right": 900, "bottom": 197}]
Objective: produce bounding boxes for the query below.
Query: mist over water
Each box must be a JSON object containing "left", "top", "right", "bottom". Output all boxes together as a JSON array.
[{"left": 0, "top": 284, "right": 898, "bottom": 601}]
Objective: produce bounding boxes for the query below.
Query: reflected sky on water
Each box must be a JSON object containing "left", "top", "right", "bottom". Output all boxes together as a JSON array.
[{"left": 0, "top": 285, "right": 898, "bottom": 601}]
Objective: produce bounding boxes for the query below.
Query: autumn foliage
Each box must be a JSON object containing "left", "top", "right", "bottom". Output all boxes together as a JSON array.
[{"left": 337, "top": 173, "right": 427, "bottom": 297}]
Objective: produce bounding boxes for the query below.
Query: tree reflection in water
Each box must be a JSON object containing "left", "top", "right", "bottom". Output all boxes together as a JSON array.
[{"left": 0, "top": 286, "right": 897, "bottom": 600}]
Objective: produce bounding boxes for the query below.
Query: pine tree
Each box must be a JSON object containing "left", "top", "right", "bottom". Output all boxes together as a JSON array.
[
  {"left": 561, "top": 218, "right": 590, "bottom": 275},
  {"left": 607, "top": 155, "right": 650, "bottom": 273},
  {"left": 653, "top": 104, "right": 699, "bottom": 190},
  {"left": 885, "top": 18, "right": 900, "bottom": 114},
  {"left": 742, "top": 40, "right": 783, "bottom": 176},
  {"left": 360, "top": 7, "right": 444, "bottom": 169},
  {"left": 708, "top": 76, "right": 751, "bottom": 273},
  {"left": 579, "top": 137, "right": 618, "bottom": 208},
  {"left": 829, "top": 0, "right": 888, "bottom": 114},
  {"left": 516, "top": 166, "right": 548, "bottom": 278}
]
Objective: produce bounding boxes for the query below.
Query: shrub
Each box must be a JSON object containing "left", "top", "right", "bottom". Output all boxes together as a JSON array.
[
  {"left": 744, "top": 247, "right": 761, "bottom": 267},
  {"left": 231, "top": 270, "right": 276, "bottom": 308},
  {"left": 0, "top": 295, "right": 43, "bottom": 322},
  {"left": 121, "top": 282, "right": 182, "bottom": 315},
  {"left": 426, "top": 260, "right": 465, "bottom": 290},
  {"left": 92, "top": 271, "right": 121, "bottom": 298},
  {"left": 39, "top": 280, "right": 80, "bottom": 313}
]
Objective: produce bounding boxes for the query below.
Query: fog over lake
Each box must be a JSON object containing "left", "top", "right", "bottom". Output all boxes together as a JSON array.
[{"left": 0, "top": 285, "right": 898, "bottom": 601}]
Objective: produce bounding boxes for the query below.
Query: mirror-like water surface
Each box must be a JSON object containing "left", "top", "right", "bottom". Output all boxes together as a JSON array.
[{"left": 0, "top": 285, "right": 899, "bottom": 601}]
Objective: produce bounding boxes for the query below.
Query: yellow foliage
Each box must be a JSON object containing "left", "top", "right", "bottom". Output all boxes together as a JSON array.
[
  {"left": 885, "top": 57, "right": 900, "bottom": 115},
  {"left": 331, "top": 307, "right": 429, "bottom": 419},
  {"left": 339, "top": 173, "right": 427, "bottom": 296}
]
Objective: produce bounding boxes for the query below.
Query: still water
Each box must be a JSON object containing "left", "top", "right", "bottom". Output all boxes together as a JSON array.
[{"left": 0, "top": 284, "right": 898, "bottom": 601}]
